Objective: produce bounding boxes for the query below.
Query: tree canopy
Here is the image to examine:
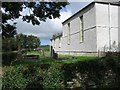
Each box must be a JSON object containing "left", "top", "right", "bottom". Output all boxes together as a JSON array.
[
  {"left": 2, "top": 1, "right": 69, "bottom": 37},
  {"left": 2, "top": 33, "right": 40, "bottom": 52}
]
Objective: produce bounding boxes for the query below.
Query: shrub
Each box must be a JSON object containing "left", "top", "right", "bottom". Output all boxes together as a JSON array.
[
  {"left": 62, "top": 55, "right": 120, "bottom": 89},
  {"left": 2, "top": 64, "right": 64, "bottom": 90},
  {"left": 2, "top": 65, "right": 44, "bottom": 89},
  {"left": 42, "top": 63, "right": 64, "bottom": 90},
  {"left": 2, "top": 65, "right": 28, "bottom": 89},
  {"left": 2, "top": 51, "right": 18, "bottom": 66},
  {"left": 2, "top": 54, "right": 120, "bottom": 89},
  {"left": 23, "top": 65, "right": 43, "bottom": 89}
]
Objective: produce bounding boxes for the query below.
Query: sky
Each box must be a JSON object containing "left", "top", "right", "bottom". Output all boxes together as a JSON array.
[{"left": 8, "top": 0, "right": 92, "bottom": 45}]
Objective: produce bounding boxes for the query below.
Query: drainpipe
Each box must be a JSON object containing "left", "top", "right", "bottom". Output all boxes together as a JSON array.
[{"left": 108, "top": 3, "right": 111, "bottom": 51}]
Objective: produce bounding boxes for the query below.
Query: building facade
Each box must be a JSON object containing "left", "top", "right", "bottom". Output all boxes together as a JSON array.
[{"left": 50, "top": 0, "right": 120, "bottom": 56}]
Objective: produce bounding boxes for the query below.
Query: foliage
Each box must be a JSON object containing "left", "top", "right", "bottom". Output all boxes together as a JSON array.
[
  {"left": 2, "top": 65, "right": 44, "bottom": 89},
  {"left": 2, "top": 34, "right": 40, "bottom": 66},
  {"left": 16, "top": 34, "right": 40, "bottom": 50},
  {"left": 62, "top": 54, "right": 120, "bottom": 89},
  {"left": 2, "top": 64, "right": 63, "bottom": 89},
  {"left": 2, "top": 53, "right": 120, "bottom": 89},
  {"left": 52, "top": 33, "right": 62, "bottom": 40},
  {"left": 2, "top": 51, "right": 18, "bottom": 66},
  {"left": 2, "top": 2, "right": 69, "bottom": 37},
  {"left": 2, "top": 34, "right": 40, "bottom": 52},
  {"left": 22, "top": 65, "right": 43, "bottom": 89},
  {"left": 42, "top": 63, "right": 64, "bottom": 89},
  {"left": 2, "top": 23, "right": 17, "bottom": 38},
  {"left": 2, "top": 2, "right": 68, "bottom": 24},
  {"left": 2, "top": 65, "right": 28, "bottom": 89},
  {"left": 2, "top": 37, "right": 18, "bottom": 52}
]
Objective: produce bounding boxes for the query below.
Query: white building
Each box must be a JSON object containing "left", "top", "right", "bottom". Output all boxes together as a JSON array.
[{"left": 50, "top": 0, "right": 120, "bottom": 56}]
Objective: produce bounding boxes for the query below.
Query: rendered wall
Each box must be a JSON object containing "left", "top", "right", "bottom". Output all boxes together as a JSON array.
[
  {"left": 118, "top": 6, "right": 120, "bottom": 51},
  {"left": 95, "top": 3, "right": 119, "bottom": 52},
  {"left": 50, "top": 2, "right": 120, "bottom": 56},
  {"left": 54, "top": 3, "right": 98, "bottom": 56}
]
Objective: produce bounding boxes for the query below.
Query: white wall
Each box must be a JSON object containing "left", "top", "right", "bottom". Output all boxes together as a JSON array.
[
  {"left": 95, "top": 3, "right": 119, "bottom": 52},
  {"left": 51, "top": 2, "right": 120, "bottom": 56},
  {"left": 54, "top": 3, "right": 98, "bottom": 56},
  {"left": 118, "top": 6, "right": 120, "bottom": 51}
]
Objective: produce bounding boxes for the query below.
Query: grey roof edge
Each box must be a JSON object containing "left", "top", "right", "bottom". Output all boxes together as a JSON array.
[
  {"left": 62, "top": 1, "right": 94, "bottom": 25},
  {"left": 62, "top": 0, "right": 120, "bottom": 25}
]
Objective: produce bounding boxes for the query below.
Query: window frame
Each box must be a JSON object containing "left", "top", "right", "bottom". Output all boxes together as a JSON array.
[
  {"left": 67, "top": 23, "right": 70, "bottom": 45},
  {"left": 79, "top": 16, "right": 84, "bottom": 43}
]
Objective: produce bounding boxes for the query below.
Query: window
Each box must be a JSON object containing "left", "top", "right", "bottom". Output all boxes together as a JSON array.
[
  {"left": 68, "top": 23, "right": 70, "bottom": 45},
  {"left": 59, "top": 37, "right": 61, "bottom": 48},
  {"left": 54, "top": 39, "right": 56, "bottom": 48},
  {"left": 80, "top": 16, "right": 84, "bottom": 43}
]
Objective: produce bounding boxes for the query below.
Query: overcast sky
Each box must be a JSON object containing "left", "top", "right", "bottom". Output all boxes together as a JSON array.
[{"left": 9, "top": 1, "right": 92, "bottom": 45}]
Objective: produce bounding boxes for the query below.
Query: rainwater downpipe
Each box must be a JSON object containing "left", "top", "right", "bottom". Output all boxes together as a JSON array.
[{"left": 108, "top": 3, "right": 111, "bottom": 51}]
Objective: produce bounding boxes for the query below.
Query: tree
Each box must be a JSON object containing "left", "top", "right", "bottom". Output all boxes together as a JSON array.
[
  {"left": 2, "top": 1, "right": 69, "bottom": 37},
  {"left": 16, "top": 34, "right": 40, "bottom": 50},
  {"left": 2, "top": 23, "right": 17, "bottom": 38}
]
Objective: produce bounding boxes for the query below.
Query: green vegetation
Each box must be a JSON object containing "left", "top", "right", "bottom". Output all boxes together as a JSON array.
[
  {"left": 16, "top": 34, "right": 40, "bottom": 50},
  {"left": 2, "top": 34, "right": 40, "bottom": 52},
  {"left": 27, "top": 51, "right": 41, "bottom": 56},
  {"left": 11, "top": 50, "right": 99, "bottom": 65},
  {"left": 2, "top": 63, "right": 64, "bottom": 89},
  {"left": 41, "top": 45, "right": 50, "bottom": 51},
  {"left": 2, "top": 51, "right": 18, "bottom": 66},
  {"left": 2, "top": 49, "right": 120, "bottom": 89},
  {"left": 58, "top": 55, "right": 99, "bottom": 63},
  {"left": 2, "top": 33, "right": 40, "bottom": 66},
  {"left": 2, "top": 53, "right": 120, "bottom": 89},
  {"left": 2, "top": 2, "right": 69, "bottom": 31}
]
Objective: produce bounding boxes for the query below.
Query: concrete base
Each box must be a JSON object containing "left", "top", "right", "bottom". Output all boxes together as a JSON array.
[{"left": 56, "top": 51, "right": 106, "bottom": 57}]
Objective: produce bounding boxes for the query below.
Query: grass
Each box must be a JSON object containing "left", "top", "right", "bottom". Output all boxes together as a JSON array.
[
  {"left": 58, "top": 54, "right": 99, "bottom": 61},
  {"left": 75, "top": 56, "right": 98, "bottom": 60},
  {"left": 27, "top": 50, "right": 50, "bottom": 57},
  {"left": 12, "top": 50, "right": 100, "bottom": 66},
  {"left": 27, "top": 51, "right": 40, "bottom": 55}
]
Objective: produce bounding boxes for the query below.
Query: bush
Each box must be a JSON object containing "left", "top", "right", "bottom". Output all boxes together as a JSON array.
[
  {"left": 22, "top": 65, "right": 43, "bottom": 89},
  {"left": 2, "top": 54, "right": 120, "bottom": 89},
  {"left": 42, "top": 63, "right": 64, "bottom": 89},
  {"left": 2, "top": 65, "right": 28, "bottom": 89},
  {"left": 2, "top": 64, "right": 64, "bottom": 89},
  {"left": 2, "top": 51, "right": 18, "bottom": 66},
  {"left": 62, "top": 55, "right": 120, "bottom": 89},
  {"left": 2, "top": 65, "right": 44, "bottom": 89}
]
